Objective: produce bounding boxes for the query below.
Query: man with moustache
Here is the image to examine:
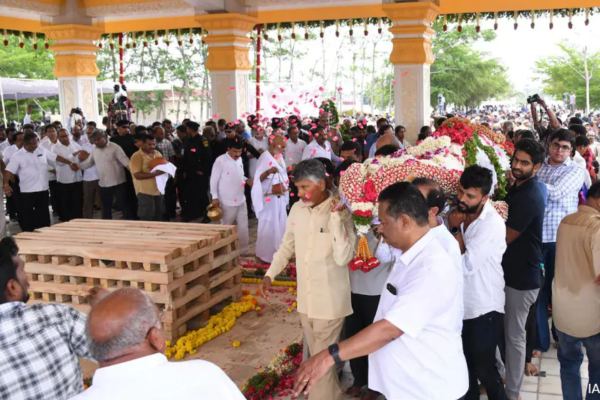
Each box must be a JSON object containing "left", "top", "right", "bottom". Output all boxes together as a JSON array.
[
  {"left": 260, "top": 159, "right": 356, "bottom": 400},
  {"left": 501, "top": 139, "right": 546, "bottom": 399},
  {"left": 448, "top": 165, "right": 507, "bottom": 400}
]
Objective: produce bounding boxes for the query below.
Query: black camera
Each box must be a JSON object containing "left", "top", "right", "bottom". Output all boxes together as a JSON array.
[{"left": 527, "top": 94, "right": 540, "bottom": 104}]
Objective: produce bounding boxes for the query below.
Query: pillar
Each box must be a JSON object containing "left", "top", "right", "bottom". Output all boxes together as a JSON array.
[
  {"left": 384, "top": 1, "right": 439, "bottom": 143},
  {"left": 43, "top": 25, "right": 102, "bottom": 126},
  {"left": 199, "top": 14, "right": 256, "bottom": 122}
]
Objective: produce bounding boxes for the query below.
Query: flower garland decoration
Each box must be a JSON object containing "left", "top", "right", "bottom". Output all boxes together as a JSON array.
[
  {"left": 242, "top": 277, "right": 297, "bottom": 287},
  {"left": 242, "top": 336, "right": 304, "bottom": 400},
  {"left": 340, "top": 116, "right": 512, "bottom": 256},
  {"left": 165, "top": 297, "right": 256, "bottom": 360},
  {"left": 318, "top": 98, "right": 340, "bottom": 126}
]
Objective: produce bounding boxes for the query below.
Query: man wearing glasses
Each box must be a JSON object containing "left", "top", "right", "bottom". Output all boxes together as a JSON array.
[{"left": 536, "top": 129, "right": 585, "bottom": 354}]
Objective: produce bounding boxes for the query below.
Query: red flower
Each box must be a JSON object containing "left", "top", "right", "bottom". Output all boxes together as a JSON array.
[{"left": 364, "top": 180, "right": 378, "bottom": 202}]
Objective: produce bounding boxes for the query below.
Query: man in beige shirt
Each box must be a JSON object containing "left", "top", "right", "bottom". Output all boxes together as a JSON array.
[
  {"left": 259, "top": 159, "right": 356, "bottom": 400},
  {"left": 130, "top": 134, "right": 165, "bottom": 221},
  {"left": 553, "top": 181, "right": 600, "bottom": 400}
]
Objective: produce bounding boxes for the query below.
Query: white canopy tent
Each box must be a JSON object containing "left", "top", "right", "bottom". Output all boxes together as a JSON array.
[{"left": 0, "top": 78, "right": 174, "bottom": 125}]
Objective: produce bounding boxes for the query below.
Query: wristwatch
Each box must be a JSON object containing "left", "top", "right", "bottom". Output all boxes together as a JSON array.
[
  {"left": 450, "top": 226, "right": 461, "bottom": 236},
  {"left": 328, "top": 343, "right": 342, "bottom": 364}
]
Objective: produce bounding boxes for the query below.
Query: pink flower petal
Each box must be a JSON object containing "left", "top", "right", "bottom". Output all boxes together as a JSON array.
[
  {"left": 333, "top": 136, "right": 339, "bottom": 142},
  {"left": 265, "top": 197, "right": 271, "bottom": 202},
  {"left": 229, "top": 87, "right": 235, "bottom": 91},
  {"left": 318, "top": 87, "right": 324, "bottom": 91},
  {"left": 305, "top": 193, "right": 311, "bottom": 199},
  {"left": 212, "top": 113, "right": 219, "bottom": 118}
]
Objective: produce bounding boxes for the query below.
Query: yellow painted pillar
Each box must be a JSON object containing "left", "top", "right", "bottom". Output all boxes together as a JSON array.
[
  {"left": 384, "top": 1, "right": 439, "bottom": 142},
  {"left": 43, "top": 25, "right": 103, "bottom": 126},
  {"left": 199, "top": 14, "right": 256, "bottom": 122}
]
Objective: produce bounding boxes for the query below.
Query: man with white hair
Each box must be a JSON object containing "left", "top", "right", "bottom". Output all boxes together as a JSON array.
[
  {"left": 70, "top": 287, "right": 244, "bottom": 400},
  {"left": 260, "top": 159, "right": 356, "bottom": 400}
]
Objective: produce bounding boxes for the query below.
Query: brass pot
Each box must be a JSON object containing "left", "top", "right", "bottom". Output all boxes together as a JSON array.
[{"left": 206, "top": 204, "right": 222, "bottom": 222}]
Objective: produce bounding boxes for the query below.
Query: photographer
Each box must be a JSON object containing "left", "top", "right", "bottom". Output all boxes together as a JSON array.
[
  {"left": 67, "top": 108, "right": 87, "bottom": 135},
  {"left": 529, "top": 95, "right": 560, "bottom": 151}
]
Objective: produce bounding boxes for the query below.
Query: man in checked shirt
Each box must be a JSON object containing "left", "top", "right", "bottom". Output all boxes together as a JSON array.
[
  {"left": 0, "top": 237, "right": 101, "bottom": 400},
  {"left": 536, "top": 129, "right": 585, "bottom": 354}
]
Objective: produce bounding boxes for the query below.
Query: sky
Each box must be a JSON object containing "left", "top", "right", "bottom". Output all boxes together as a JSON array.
[{"left": 252, "top": 13, "right": 600, "bottom": 112}]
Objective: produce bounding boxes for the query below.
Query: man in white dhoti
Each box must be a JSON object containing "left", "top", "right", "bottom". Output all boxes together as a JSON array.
[{"left": 251, "top": 136, "right": 289, "bottom": 264}]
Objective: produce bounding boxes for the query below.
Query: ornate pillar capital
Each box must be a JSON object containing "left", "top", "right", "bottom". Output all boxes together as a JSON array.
[{"left": 43, "top": 24, "right": 102, "bottom": 78}]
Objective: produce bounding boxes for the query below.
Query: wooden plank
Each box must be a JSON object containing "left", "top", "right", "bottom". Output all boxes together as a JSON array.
[
  {"left": 66, "top": 219, "right": 237, "bottom": 234},
  {"left": 28, "top": 281, "right": 170, "bottom": 304},
  {"left": 17, "top": 234, "right": 183, "bottom": 259},
  {"left": 16, "top": 242, "right": 172, "bottom": 264},
  {"left": 170, "top": 284, "right": 242, "bottom": 329},
  {"left": 166, "top": 234, "right": 239, "bottom": 271},
  {"left": 22, "top": 231, "right": 199, "bottom": 254},
  {"left": 25, "top": 262, "right": 172, "bottom": 284}
]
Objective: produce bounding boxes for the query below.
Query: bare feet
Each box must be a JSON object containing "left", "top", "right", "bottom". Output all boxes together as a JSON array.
[
  {"left": 346, "top": 385, "right": 363, "bottom": 397},
  {"left": 525, "top": 362, "right": 539, "bottom": 376}
]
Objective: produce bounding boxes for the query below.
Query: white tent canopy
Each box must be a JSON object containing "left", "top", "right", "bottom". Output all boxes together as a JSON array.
[{"left": 0, "top": 78, "right": 172, "bottom": 100}]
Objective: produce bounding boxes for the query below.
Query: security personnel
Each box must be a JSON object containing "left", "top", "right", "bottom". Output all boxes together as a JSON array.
[{"left": 182, "top": 121, "right": 212, "bottom": 222}]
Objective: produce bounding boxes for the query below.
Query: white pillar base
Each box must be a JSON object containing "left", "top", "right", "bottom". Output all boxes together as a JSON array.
[
  {"left": 210, "top": 70, "right": 250, "bottom": 122},
  {"left": 58, "top": 77, "right": 99, "bottom": 127},
  {"left": 393, "top": 64, "right": 431, "bottom": 143}
]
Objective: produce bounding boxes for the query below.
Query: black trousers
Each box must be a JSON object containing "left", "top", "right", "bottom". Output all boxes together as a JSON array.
[
  {"left": 20, "top": 190, "right": 51, "bottom": 232},
  {"left": 462, "top": 311, "right": 507, "bottom": 400},
  {"left": 344, "top": 293, "right": 381, "bottom": 387},
  {"left": 57, "top": 182, "right": 83, "bottom": 222},
  {"left": 182, "top": 175, "right": 208, "bottom": 221},
  {"left": 124, "top": 169, "right": 138, "bottom": 219},
  {"left": 48, "top": 180, "right": 61, "bottom": 218},
  {"left": 6, "top": 177, "right": 19, "bottom": 219},
  {"left": 163, "top": 177, "right": 177, "bottom": 220},
  {"left": 99, "top": 183, "right": 133, "bottom": 220}
]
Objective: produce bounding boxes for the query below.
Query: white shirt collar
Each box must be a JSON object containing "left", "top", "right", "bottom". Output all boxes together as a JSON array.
[
  {"left": 398, "top": 229, "right": 435, "bottom": 267},
  {"left": 92, "top": 353, "right": 168, "bottom": 386}
]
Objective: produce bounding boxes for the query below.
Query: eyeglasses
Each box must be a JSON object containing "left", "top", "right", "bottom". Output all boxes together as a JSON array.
[{"left": 550, "top": 142, "right": 572, "bottom": 153}]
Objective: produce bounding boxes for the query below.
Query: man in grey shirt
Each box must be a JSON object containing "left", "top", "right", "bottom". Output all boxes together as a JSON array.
[{"left": 78, "top": 130, "right": 133, "bottom": 220}]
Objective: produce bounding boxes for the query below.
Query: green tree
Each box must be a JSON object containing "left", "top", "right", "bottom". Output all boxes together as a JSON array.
[
  {"left": 0, "top": 35, "right": 57, "bottom": 122},
  {"left": 535, "top": 43, "right": 600, "bottom": 113},
  {"left": 431, "top": 21, "right": 511, "bottom": 109}
]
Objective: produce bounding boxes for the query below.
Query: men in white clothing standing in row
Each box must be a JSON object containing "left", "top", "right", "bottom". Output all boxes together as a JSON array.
[
  {"left": 251, "top": 136, "right": 289, "bottom": 264},
  {"left": 40, "top": 125, "right": 61, "bottom": 219},
  {"left": 78, "top": 130, "right": 133, "bottom": 220},
  {"left": 52, "top": 129, "right": 84, "bottom": 221},
  {"left": 293, "top": 182, "right": 468, "bottom": 400},
  {"left": 448, "top": 165, "right": 507, "bottom": 400},
  {"left": 210, "top": 138, "right": 250, "bottom": 256},
  {"left": 4, "top": 132, "right": 79, "bottom": 232}
]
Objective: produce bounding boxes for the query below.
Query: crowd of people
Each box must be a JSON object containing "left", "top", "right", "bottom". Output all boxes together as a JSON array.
[{"left": 0, "top": 95, "right": 599, "bottom": 400}]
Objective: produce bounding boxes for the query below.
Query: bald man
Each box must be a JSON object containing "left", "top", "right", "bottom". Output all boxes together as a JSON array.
[
  {"left": 368, "top": 126, "right": 399, "bottom": 158},
  {"left": 71, "top": 288, "right": 244, "bottom": 400},
  {"left": 251, "top": 136, "right": 289, "bottom": 264}
]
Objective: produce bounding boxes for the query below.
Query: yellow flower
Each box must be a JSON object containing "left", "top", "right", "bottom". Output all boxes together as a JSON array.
[
  {"left": 287, "top": 308, "right": 292, "bottom": 313},
  {"left": 292, "top": 302, "right": 297, "bottom": 308},
  {"left": 288, "top": 287, "right": 294, "bottom": 292},
  {"left": 233, "top": 341, "right": 241, "bottom": 348},
  {"left": 256, "top": 306, "right": 262, "bottom": 311}
]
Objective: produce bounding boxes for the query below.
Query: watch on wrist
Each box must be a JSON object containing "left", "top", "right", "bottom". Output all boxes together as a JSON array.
[
  {"left": 328, "top": 343, "right": 342, "bottom": 364},
  {"left": 450, "top": 226, "right": 461, "bottom": 236}
]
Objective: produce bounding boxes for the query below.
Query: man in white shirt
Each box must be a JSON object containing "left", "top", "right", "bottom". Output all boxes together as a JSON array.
[
  {"left": 39, "top": 124, "right": 61, "bottom": 219},
  {"left": 0, "top": 128, "right": 8, "bottom": 151},
  {"left": 302, "top": 126, "right": 332, "bottom": 161},
  {"left": 78, "top": 130, "right": 134, "bottom": 220},
  {"left": 210, "top": 138, "right": 250, "bottom": 256},
  {"left": 52, "top": 128, "right": 84, "bottom": 221},
  {"left": 294, "top": 182, "right": 467, "bottom": 400},
  {"left": 4, "top": 129, "right": 22, "bottom": 224},
  {"left": 4, "top": 132, "right": 78, "bottom": 232},
  {"left": 70, "top": 287, "right": 244, "bottom": 400},
  {"left": 247, "top": 126, "right": 269, "bottom": 179},
  {"left": 72, "top": 124, "right": 89, "bottom": 147},
  {"left": 81, "top": 127, "right": 100, "bottom": 219},
  {"left": 448, "top": 165, "right": 507, "bottom": 400}
]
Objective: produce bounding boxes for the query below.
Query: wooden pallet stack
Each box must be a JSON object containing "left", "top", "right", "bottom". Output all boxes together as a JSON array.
[{"left": 15, "top": 219, "right": 242, "bottom": 341}]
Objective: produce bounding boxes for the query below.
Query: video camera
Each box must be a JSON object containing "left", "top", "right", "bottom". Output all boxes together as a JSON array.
[
  {"left": 527, "top": 94, "right": 540, "bottom": 104},
  {"left": 71, "top": 107, "right": 83, "bottom": 115}
]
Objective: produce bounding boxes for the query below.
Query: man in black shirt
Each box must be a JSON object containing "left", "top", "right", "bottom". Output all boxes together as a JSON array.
[
  {"left": 181, "top": 121, "right": 212, "bottom": 222},
  {"left": 110, "top": 119, "right": 138, "bottom": 219},
  {"left": 501, "top": 138, "right": 546, "bottom": 400}
]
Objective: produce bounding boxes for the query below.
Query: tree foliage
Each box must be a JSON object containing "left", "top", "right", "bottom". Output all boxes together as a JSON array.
[
  {"left": 534, "top": 43, "right": 600, "bottom": 109},
  {"left": 431, "top": 21, "right": 512, "bottom": 109}
]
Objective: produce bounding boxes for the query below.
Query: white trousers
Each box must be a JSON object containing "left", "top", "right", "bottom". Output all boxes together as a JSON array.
[
  {"left": 221, "top": 203, "right": 250, "bottom": 256},
  {"left": 255, "top": 196, "right": 287, "bottom": 263}
]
